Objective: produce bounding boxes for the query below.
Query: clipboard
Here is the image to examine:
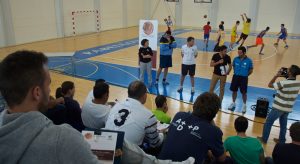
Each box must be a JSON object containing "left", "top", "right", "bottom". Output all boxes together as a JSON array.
[{"left": 82, "top": 129, "right": 124, "bottom": 164}]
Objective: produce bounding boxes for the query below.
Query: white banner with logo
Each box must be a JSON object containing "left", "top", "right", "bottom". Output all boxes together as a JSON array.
[{"left": 139, "top": 20, "right": 158, "bottom": 50}]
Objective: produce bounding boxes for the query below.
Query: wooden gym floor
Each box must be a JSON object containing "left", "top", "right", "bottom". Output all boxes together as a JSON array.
[{"left": 1, "top": 26, "right": 300, "bottom": 156}]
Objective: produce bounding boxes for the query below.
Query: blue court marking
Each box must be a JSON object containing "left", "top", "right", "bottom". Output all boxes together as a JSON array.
[
  {"left": 49, "top": 59, "right": 300, "bottom": 122},
  {"left": 73, "top": 29, "right": 192, "bottom": 60},
  {"left": 48, "top": 28, "right": 300, "bottom": 121},
  {"left": 196, "top": 29, "right": 300, "bottom": 40}
]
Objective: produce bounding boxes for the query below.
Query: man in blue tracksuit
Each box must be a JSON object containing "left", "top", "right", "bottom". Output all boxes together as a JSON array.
[{"left": 156, "top": 30, "right": 177, "bottom": 85}]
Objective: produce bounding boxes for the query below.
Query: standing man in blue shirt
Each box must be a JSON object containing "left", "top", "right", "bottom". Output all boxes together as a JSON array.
[
  {"left": 156, "top": 31, "right": 177, "bottom": 85},
  {"left": 228, "top": 46, "right": 253, "bottom": 113}
]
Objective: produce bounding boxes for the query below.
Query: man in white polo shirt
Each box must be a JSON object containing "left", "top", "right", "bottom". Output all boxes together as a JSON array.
[
  {"left": 105, "top": 81, "right": 163, "bottom": 148},
  {"left": 82, "top": 82, "right": 111, "bottom": 130},
  {"left": 177, "top": 37, "right": 198, "bottom": 93}
]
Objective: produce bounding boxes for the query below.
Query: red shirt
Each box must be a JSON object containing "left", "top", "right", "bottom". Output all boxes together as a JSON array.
[{"left": 203, "top": 25, "right": 211, "bottom": 34}]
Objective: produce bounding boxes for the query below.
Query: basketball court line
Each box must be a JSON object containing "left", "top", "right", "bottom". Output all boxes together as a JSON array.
[
  {"left": 47, "top": 28, "right": 300, "bottom": 122},
  {"left": 49, "top": 58, "right": 300, "bottom": 122}
]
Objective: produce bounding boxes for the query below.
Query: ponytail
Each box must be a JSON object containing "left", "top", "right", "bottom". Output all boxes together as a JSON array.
[{"left": 55, "top": 87, "right": 63, "bottom": 98}]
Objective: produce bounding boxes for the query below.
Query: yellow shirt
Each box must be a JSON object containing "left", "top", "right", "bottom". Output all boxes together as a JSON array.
[
  {"left": 242, "top": 22, "right": 251, "bottom": 35},
  {"left": 231, "top": 25, "right": 237, "bottom": 36},
  {"left": 220, "top": 31, "right": 225, "bottom": 46},
  {"left": 217, "top": 31, "right": 225, "bottom": 46}
]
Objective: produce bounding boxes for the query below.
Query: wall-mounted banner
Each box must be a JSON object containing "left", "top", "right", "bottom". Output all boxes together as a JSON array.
[{"left": 139, "top": 20, "right": 158, "bottom": 50}]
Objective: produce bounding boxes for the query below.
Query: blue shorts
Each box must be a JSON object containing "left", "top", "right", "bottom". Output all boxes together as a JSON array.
[
  {"left": 160, "top": 55, "right": 172, "bottom": 68},
  {"left": 204, "top": 34, "right": 210, "bottom": 40},
  {"left": 279, "top": 35, "right": 287, "bottom": 40},
  {"left": 230, "top": 75, "right": 248, "bottom": 93}
]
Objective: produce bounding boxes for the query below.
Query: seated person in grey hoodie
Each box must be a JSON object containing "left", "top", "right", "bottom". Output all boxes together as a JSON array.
[{"left": 0, "top": 50, "right": 195, "bottom": 164}]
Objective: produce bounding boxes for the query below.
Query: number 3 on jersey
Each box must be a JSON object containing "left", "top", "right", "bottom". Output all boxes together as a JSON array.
[{"left": 114, "top": 109, "right": 130, "bottom": 126}]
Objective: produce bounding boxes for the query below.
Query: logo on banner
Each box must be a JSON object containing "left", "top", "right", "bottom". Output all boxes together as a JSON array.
[{"left": 143, "top": 21, "right": 154, "bottom": 35}]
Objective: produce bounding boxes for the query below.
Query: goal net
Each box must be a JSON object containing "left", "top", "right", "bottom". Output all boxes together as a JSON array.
[{"left": 71, "top": 10, "right": 100, "bottom": 36}]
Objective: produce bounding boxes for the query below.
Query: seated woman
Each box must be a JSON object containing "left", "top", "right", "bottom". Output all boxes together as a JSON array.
[
  {"left": 44, "top": 96, "right": 66, "bottom": 125},
  {"left": 56, "top": 81, "right": 85, "bottom": 131}
]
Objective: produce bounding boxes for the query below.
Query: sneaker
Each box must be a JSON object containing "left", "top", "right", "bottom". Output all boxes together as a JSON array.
[
  {"left": 242, "top": 104, "right": 247, "bottom": 113},
  {"left": 177, "top": 87, "right": 183, "bottom": 92},
  {"left": 284, "top": 45, "right": 289, "bottom": 48},
  {"left": 257, "top": 136, "right": 267, "bottom": 144},
  {"left": 259, "top": 53, "right": 264, "bottom": 55},
  {"left": 274, "top": 43, "right": 278, "bottom": 46},
  {"left": 162, "top": 81, "right": 169, "bottom": 85},
  {"left": 191, "top": 88, "right": 195, "bottom": 94},
  {"left": 228, "top": 103, "right": 236, "bottom": 111}
]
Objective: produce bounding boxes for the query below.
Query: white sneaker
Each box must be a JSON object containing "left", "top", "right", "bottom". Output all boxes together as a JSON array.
[
  {"left": 242, "top": 104, "right": 247, "bottom": 113},
  {"left": 228, "top": 102, "right": 236, "bottom": 111}
]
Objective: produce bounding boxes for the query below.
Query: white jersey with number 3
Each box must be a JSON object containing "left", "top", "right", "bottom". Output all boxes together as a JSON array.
[{"left": 105, "top": 98, "right": 162, "bottom": 147}]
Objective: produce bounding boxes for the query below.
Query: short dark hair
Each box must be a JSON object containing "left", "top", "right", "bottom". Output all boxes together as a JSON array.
[
  {"left": 165, "top": 30, "right": 171, "bottom": 35},
  {"left": 219, "top": 25, "right": 224, "bottom": 31},
  {"left": 95, "top": 79, "right": 105, "bottom": 86},
  {"left": 219, "top": 45, "right": 227, "bottom": 51},
  {"left": 55, "top": 81, "right": 74, "bottom": 98},
  {"left": 247, "top": 18, "right": 251, "bottom": 23},
  {"left": 290, "top": 65, "right": 300, "bottom": 77},
  {"left": 192, "top": 92, "right": 220, "bottom": 121},
  {"left": 221, "top": 21, "right": 224, "bottom": 24},
  {"left": 187, "top": 37, "right": 194, "bottom": 42},
  {"left": 281, "top": 24, "right": 285, "bottom": 27},
  {"left": 128, "top": 81, "right": 147, "bottom": 100},
  {"left": 266, "top": 27, "right": 270, "bottom": 31},
  {"left": 141, "top": 39, "right": 149, "bottom": 46},
  {"left": 93, "top": 82, "right": 109, "bottom": 99},
  {"left": 290, "top": 122, "right": 300, "bottom": 142},
  {"left": 207, "top": 21, "right": 210, "bottom": 25},
  {"left": 234, "top": 116, "right": 248, "bottom": 133},
  {"left": 155, "top": 95, "right": 167, "bottom": 108},
  {"left": 0, "top": 50, "right": 48, "bottom": 107},
  {"left": 238, "top": 46, "right": 247, "bottom": 54},
  {"left": 236, "top": 21, "right": 240, "bottom": 24}
]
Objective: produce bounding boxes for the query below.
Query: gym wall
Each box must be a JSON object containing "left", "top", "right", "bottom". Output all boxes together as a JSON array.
[
  {"left": 8, "top": 0, "right": 57, "bottom": 45},
  {"left": 256, "top": 0, "right": 299, "bottom": 34},
  {"left": 1, "top": 0, "right": 300, "bottom": 47}
]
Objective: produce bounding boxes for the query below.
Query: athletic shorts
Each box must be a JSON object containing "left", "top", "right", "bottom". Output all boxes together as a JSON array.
[
  {"left": 160, "top": 55, "right": 172, "bottom": 68},
  {"left": 204, "top": 34, "right": 210, "bottom": 40},
  {"left": 240, "top": 33, "right": 248, "bottom": 40},
  {"left": 230, "top": 75, "right": 248, "bottom": 93},
  {"left": 279, "top": 35, "right": 287, "bottom": 40},
  {"left": 256, "top": 37, "right": 263, "bottom": 45},
  {"left": 181, "top": 64, "right": 196, "bottom": 76},
  {"left": 231, "top": 35, "right": 236, "bottom": 43}
]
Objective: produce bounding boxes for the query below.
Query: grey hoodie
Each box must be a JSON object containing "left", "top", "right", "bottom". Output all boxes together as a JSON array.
[{"left": 0, "top": 111, "right": 101, "bottom": 164}]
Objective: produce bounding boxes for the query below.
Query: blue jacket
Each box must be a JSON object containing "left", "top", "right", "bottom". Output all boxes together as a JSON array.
[{"left": 160, "top": 35, "right": 177, "bottom": 56}]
